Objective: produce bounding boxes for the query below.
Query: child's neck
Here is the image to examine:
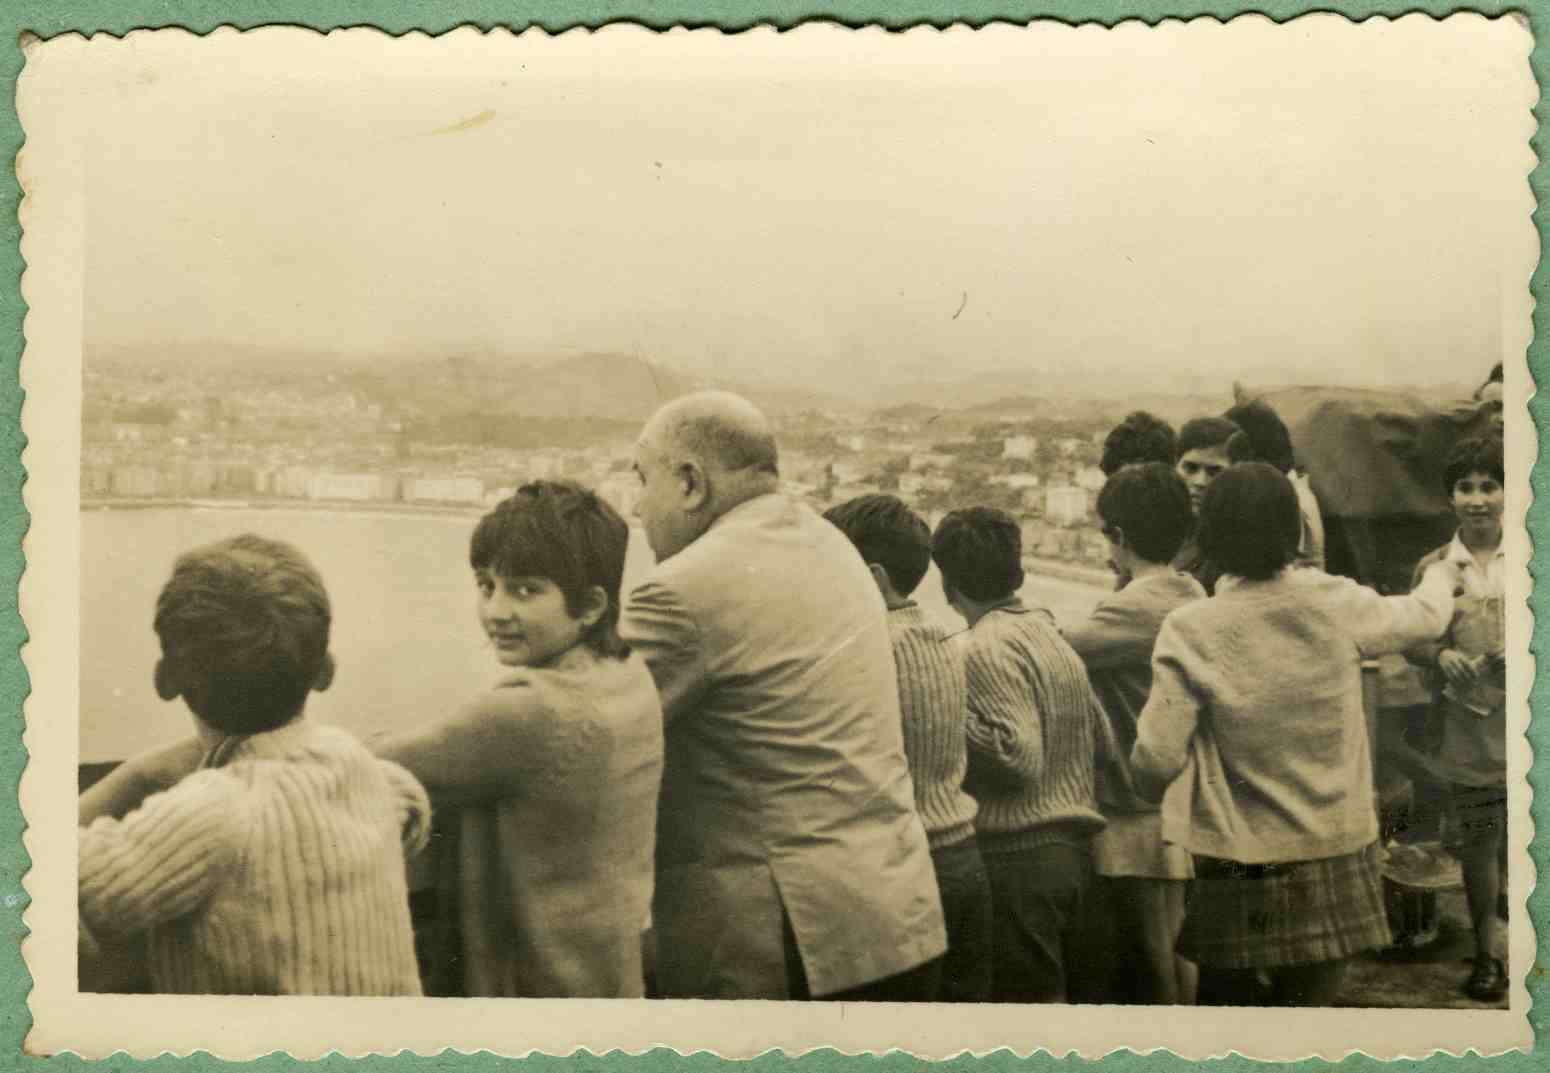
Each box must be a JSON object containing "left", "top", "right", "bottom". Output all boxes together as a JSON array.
[{"left": 1459, "top": 523, "right": 1503, "bottom": 557}]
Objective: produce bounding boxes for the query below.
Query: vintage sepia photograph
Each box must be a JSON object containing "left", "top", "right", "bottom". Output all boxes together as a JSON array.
[{"left": 18, "top": 14, "right": 1538, "bottom": 1060}]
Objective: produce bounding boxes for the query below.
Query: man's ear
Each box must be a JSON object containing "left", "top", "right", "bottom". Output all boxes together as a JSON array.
[
  {"left": 313, "top": 652, "right": 336, "bottom": 694},
  {"left": 153, "top": 658, "right": 181, "bottom": 702},
  {"left": 679, "top": 461, "right": 711, "bottom": 512}
]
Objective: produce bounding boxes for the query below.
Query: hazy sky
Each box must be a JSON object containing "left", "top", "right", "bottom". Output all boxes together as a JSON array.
[{"left": 71, "top": 17, "right": 1535, "bottom": 394}]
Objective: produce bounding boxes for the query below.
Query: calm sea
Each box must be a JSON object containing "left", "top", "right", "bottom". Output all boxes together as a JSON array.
[{"left": 80, "top": 507, "right": 1105, "bottom": 761}]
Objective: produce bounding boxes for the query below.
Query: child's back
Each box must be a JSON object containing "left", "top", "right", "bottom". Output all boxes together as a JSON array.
[
  {"left": 427, "top": 645, "right": 664, "bottom": 998},
  {"left": 960, "top": 604, "right": 1106, "bottom": 842},
  {"left": 80, "top": 722, "right": 428, "bottom": 995},
  {"left": 886, "top": 604, "right": 978, "bottom": 849}
]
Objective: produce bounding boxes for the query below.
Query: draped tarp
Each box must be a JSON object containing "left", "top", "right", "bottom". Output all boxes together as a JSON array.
[
  {"left": 1244, "top": 386, "right": 1498, "bottom": 593},
  {"left": 1253, "top": 386, "right": 1494, "bottom": 521}
]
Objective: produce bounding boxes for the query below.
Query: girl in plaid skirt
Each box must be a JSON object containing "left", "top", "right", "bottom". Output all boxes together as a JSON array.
[{"left": 1132, "top": 464, "right": 1461, "bottom": 1006}]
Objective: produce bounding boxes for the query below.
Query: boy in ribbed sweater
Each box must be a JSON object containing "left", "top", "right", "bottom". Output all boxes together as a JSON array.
[
  {"left": 825, "top": 495, "right": 991, "bottom": 1002},
  {"left": 77, "top": 535, "right": 430, "bottom": 995},
  {"left": 932, "top": 507, "right": 1107, "bottom": 1004}
]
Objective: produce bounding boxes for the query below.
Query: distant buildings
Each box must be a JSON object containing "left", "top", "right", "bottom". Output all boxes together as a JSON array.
[
  {"left": 1074, "top": 465, "right": 1106, "bottom": 492},
  {"left": 404, "top": 476, "right": 483, "bottom": 505},
  {"left": 1045, "top": 485, "right": 1090, "bottom": 527},
  {"left": 310, "top": 472, "right": 399, "bottom": 502},
  {"left": 596, "top": 472, "right": 640, "bottom": 518},
  {"left": 909, "top": 451, "right": 953, "bottom": 472},
  {"left": 1002, "top": 434, "right": 1038, "bottom": 461}
]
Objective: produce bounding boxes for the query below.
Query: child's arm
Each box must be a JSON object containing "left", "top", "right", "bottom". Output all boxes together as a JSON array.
[
  {"left": 375, "top": 758, "right": 432, "bottom": 856},
  {"left": 1317, "top": 559, "right": 1459, "bottom": 657},
  {"left": 1403, "top": 553, "right": 1451, "bottom": 669},
  {"left": 962, "top": 643, "right": 1045, "bottom": 787},
  {"left": 1064, "top": 597, "right": 1157, "bottom": 672},
  {"left": 375, "top": 687, "right": 545, "bottom": 808},
  {"left": 79, "top": 736, "right": 206, "bottom": 826},
  {"left": 1131, "top": 623, "right": 1201, "bottom": 802},
  {"left": 79, "top": 770, "right": 246, "bottom": 942},
  {"left": 619, "top": 579, "right": 709, "bottom": 725}
]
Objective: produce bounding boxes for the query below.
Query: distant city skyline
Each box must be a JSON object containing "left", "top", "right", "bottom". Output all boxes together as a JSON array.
[{"left": 78, "top": 19, "right": 1533, "bottom": 398}]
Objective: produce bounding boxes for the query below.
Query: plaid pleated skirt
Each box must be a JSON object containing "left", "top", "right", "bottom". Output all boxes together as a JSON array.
[{"left": 1178, "top": 843, "right": 1391, "bottom": 970}]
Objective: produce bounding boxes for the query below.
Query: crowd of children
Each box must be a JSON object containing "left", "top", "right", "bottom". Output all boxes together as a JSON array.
[{"left": 78, "top": 396, "right": 1507, "bottom": 1006}]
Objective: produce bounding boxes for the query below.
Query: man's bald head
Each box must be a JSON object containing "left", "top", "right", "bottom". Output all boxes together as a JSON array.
[
  {"left": 642, "top": 391, "right": 780, "bottom": 480},
  {"left": 632, "top": 392, "right": 781, "bottom": 560}
]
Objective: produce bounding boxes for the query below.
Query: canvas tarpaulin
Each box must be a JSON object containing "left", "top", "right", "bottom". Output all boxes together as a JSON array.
[{"left": 1252, "top": 386, "right": 1495, "bottom": 522}]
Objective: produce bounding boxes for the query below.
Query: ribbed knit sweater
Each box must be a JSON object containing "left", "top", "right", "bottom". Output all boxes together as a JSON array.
[
  {"left": 887, "top": 604, "right": 978, "bottom": 850},
  {"left": 960, "top": 600, "right": 1106, "bottom": 852},
  {"left": 78, "top": 721, "right": 429, "bottom": 995},
  {"left": 1133, "top": 565, "right": 1455, "bottom": 863}
]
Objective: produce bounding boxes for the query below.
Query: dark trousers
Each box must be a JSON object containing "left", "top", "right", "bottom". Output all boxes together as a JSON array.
[
  {"left": 931, "top": 838, "right": 995, "bottom": 1003},
  {"left": 982, "top": 840, "right": 1093, "bottom": 1003},
  {"left": 781, "top": 913, "right": 943, "bottom": 1001}
]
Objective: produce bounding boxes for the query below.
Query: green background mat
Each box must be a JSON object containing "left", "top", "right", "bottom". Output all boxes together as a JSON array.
[{"left": 1, "top": 0, "right": 1545, "bottom": 1067}]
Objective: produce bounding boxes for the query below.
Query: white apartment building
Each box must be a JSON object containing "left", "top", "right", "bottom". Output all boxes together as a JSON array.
[
  {"left": 1045, "top": 484, "right": 1090, "bottom": 527},
  {"left": 1002, "top": 434, "right": 1038, "bottom": 461}
]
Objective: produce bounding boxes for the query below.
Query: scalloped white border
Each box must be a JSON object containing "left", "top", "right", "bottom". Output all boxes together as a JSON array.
[{"left": 15, "top": 15, "right": 1540, "bottom": 1061}]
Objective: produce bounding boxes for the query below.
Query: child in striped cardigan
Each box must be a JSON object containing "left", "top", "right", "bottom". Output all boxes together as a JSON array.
[
  {"left": 77, "top": 535, "right": 430, "bottom": 995},
  {"left": 933, "top": 506, "right": 1107, "bottom": 1004},
  {"left": 825, "top": 494, "right": 990, "bottom": 1003}
]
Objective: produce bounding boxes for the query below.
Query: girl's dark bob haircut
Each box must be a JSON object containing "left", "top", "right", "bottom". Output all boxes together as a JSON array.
[
  {"left": 470, "top": 480, "right": 631, "bottom": 660},
  {"left": 1442, "top": 435, "right": 1504, "bottom": 494},
  {"left": 1197, "top": 463, "right": 1302, "bottom": 582}
]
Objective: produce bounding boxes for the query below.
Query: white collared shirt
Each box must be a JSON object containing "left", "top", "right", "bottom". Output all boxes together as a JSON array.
[{"left": 1444, "top": 531, "right": 1504, "bottom": 599}]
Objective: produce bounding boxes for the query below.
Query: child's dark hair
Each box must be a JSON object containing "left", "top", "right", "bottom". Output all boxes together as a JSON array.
[
  {"left": 1096, "top": 463, "right": 1194, "bottom": 564},
  {"left": 470, "top": 480, "right": 630, "bottom": 659},
  {"left": 1100, "top": 411, "right": 1177, "bottom": 476},
  {"left": 1222, "top": 400, "right": 1296, "bottom": 474},
  {"left": 1178, "top": 416, "right": 1239, "bottom": 456},
  {"left": 154, "top": 534, "right": 331, "bottom": 735},
  {"left": 823, "top": 494, "right": 933, "bottom": 597},
  {"left": 932, "top": 506, "right": 1025, "bottom": 602},
  {"left": 1197, "top": 463, "right": 1301, "bottom": 582},
  {"left": 1443, "top": 435, "right": 1504, "bottom": 493}
]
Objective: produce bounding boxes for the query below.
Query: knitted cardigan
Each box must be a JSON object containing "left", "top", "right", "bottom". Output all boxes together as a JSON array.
[
  {"left": 1133, "top": 565, "right": 1455, "bottom": 864},
  {"left": 887, "top": 604, "right": 978, "bottom": 850},
  {"left": 378, "top": 644, "right": 664, "bottom": 998},
  {"left": 79, "top": 721, "right": 429, "bottom": 995},
  {"left": 959, "top": 600, "right": 1106, "bottom": 851}
]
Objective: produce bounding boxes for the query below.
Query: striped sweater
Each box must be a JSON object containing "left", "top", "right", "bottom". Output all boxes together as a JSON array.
[
  {"left": 887, "top": 604, "right": 978, "bottom": 850},
  {"left": 959, "top": 600, "right": 1106, "bottom": 851},
  {"left": 79, "top": 720, "right": 429, "bottom": 995}
]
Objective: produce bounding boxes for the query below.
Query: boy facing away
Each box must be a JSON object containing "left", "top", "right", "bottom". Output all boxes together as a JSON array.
[
  {"left": 77, "top": 534, "right": 430, "bottom": 995},
  {"left": 1063, "top": 463, "right": 1204, "bottom": 1005},
  {"left": 377, "top": 481, "right": 664, "bottom": 998},
  {"left": 824, "top": 494, "right": 991, "bottom": 1003},
  {"left": 931, "top": 507, "right": 1107, "bottom": 1004}
]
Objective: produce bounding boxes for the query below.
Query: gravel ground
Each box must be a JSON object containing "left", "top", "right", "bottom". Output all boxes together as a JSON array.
[{"left": 1337, "top": 889, "right": 1509, "bottom": 1009}]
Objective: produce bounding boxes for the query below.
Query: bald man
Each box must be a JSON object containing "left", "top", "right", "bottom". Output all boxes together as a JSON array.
[{"left": 622, "top": 392, "right": 947, "bottom": 1000}]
